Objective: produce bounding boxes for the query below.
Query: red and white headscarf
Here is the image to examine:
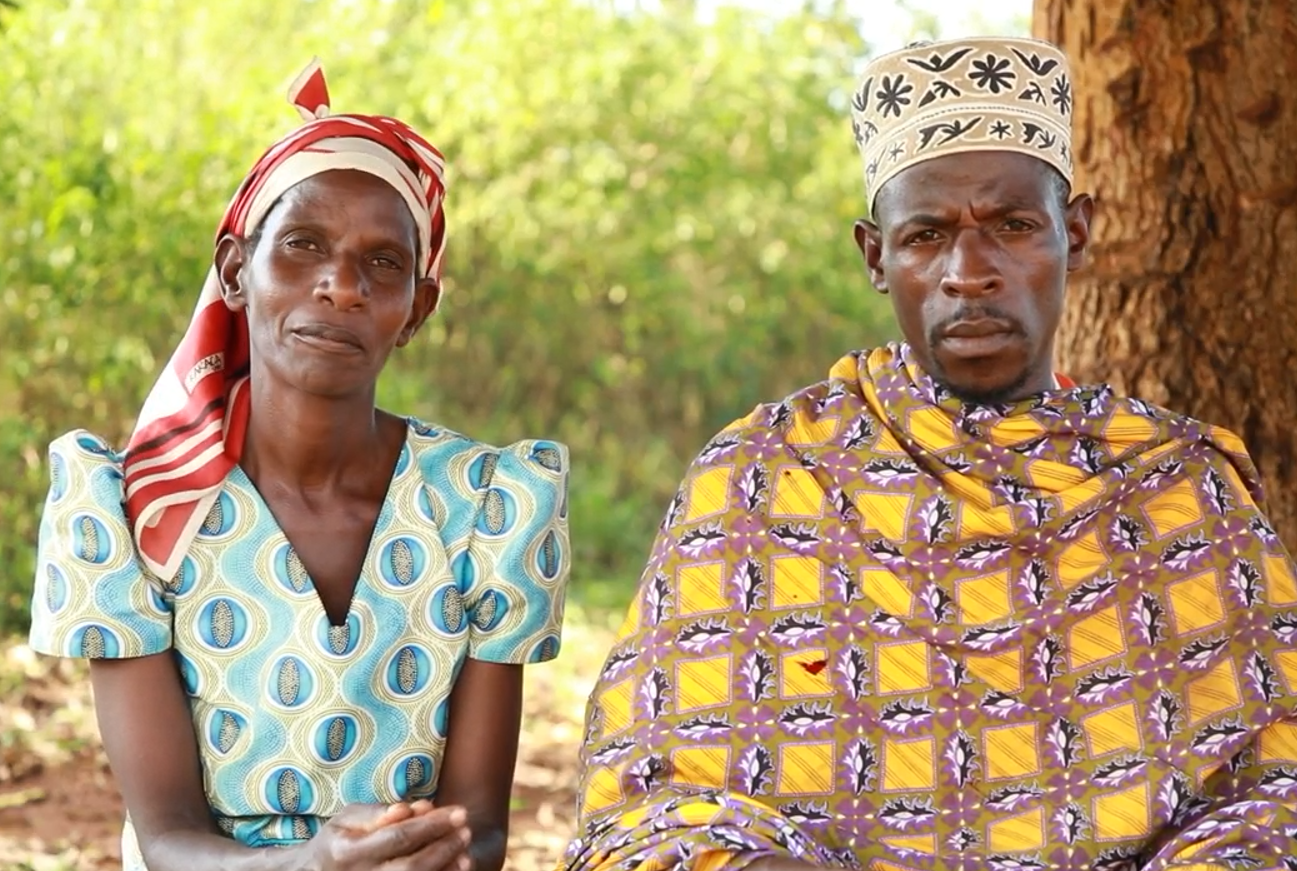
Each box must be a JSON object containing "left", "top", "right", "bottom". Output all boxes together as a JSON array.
[{"left": 122, "top": 59, "right": 448, "bottom": 581}]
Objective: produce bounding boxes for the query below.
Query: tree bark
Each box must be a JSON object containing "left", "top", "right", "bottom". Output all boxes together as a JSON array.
[{"left": 1034, "top": 0, "right": 1297, "bottom": 550}]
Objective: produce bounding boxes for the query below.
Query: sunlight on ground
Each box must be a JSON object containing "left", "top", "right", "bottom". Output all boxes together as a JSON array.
[{"left": 0, "top": 605, "right": 620, "bottom": 871}]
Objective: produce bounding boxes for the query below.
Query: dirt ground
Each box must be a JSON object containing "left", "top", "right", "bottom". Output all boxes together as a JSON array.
[{"left": 0, "top": 618, "right": 614, "bottom": 871}]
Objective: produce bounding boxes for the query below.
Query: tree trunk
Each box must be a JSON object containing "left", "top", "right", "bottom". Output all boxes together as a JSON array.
[{"left": 1034, "top": 0, "right": 1297, "bottom": 551}]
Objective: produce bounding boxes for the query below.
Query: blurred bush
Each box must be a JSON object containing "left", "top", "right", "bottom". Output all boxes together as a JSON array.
[{"left": 0, "top": 0, "right": 897, "bottom": 630}]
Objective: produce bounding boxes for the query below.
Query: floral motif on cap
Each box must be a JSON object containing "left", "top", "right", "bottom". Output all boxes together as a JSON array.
[{"left": 851, "top": 37, "right": 1074, "bottom": 214}]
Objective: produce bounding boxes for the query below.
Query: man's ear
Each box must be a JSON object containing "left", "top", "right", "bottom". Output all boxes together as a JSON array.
[
  {"left": 854, "top": 220, "right": 888, "bottom": 293},
  {"left": 1064, "top": 193, "right": 1095, "bottom": 273}
]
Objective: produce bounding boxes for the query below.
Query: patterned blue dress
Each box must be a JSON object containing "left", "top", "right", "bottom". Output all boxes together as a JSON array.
[{"left": 28, "top": 418, "right": 571, "bottom": 870}]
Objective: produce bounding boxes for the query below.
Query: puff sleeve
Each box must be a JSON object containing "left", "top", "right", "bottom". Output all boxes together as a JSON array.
[
  {"left": 28, "top": 431, "right": 173, "bottom": 659},
  {"left": 456, "top": 439, "right": 571, "bottom": 664}
]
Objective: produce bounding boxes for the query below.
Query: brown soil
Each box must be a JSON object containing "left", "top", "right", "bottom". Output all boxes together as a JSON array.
[
  {"left": 0, "top": 749, "right": 124, "bottom": 869},
  {"left": 0, "top": 634, "right": 604, "bottom": 871}
]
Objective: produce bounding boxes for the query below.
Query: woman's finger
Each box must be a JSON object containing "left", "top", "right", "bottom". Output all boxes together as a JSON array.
[
  {"left": 347, "top": 806, "right": 469, "bottom": 864},
  {"left": 378, "top": 824, "right": 471, "bottom": 871},
  {"left": 336, "top": 801, "right": 416, "bottom": 834}
]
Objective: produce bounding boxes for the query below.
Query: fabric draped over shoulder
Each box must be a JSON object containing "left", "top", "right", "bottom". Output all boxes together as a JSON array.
[
  {"left": 122, "top": 59, "right": 449, "bottom": 582},
  {"left": 563, "top": 343, "right": 1297, "bottom": 871}
]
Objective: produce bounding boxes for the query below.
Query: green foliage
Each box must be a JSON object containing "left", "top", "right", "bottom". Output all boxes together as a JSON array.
[{"left": 0, "top": 0, "right": 898, "bottom": 631}]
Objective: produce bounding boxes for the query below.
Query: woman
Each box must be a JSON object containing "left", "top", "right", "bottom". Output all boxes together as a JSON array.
[{"left": 28, "top": 61, "right": 570, "bottom": 871}]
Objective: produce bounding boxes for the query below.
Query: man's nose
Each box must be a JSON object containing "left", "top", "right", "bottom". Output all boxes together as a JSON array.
[{"left": 940, "top": 231, "right": 1002, "bottom": 298}]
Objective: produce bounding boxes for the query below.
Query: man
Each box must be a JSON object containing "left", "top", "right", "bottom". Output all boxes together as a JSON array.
[{"left": 562, "top": 36, "right": 1297, "bottom": 871}]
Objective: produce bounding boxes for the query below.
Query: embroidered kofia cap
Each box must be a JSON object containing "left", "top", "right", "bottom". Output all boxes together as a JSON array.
[{"left": 851, "top": 36, "right": 1074, "bottom": 216}]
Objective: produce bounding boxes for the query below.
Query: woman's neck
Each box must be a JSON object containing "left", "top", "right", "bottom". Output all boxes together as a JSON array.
[{"left": 238, "top": 377, "right": 391, "bottom": 493}]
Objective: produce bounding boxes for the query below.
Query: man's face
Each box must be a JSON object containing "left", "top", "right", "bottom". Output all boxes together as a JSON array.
[
  {"left": 855, "top": 152, "right": 1093, "bottom": 404},
  {"left": 217, "top": 168, "right": 439, "bottom": 399}
]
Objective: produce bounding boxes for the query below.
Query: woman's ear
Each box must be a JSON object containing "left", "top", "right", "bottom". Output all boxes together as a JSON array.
[
  {"left": 397, "top": 278, "right": 441, "bottom": 347},
  {"left": 215, "top": 233, "right": 250, "bottom": 311}
]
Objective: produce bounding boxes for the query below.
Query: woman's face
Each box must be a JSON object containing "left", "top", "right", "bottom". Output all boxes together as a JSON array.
[{"left": 218, "top": 168, "right": 439, "bottom": 399}]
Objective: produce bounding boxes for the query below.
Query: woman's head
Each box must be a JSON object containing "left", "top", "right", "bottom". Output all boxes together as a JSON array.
[
  {"left": 122, "top": 60, "right": 451, "bottom": 580},
  {"left": 209, "top": 61, "right": 448, "bottom": 396},
  {"left": 216, "top": 168, "right": 440, "bottom": 397}
]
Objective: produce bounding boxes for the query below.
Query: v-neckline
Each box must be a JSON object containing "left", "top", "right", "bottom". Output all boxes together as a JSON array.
[{"left": 228, "top": 419, "right": 415, "bottom": 626}]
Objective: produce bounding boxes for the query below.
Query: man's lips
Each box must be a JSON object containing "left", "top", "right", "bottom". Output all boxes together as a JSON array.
[
  {"left": 937, "top": 318, "right": 1020, "bottom": 358},
  {"left": 943, "top": 318, "right": 1015, "bottom": 339}
]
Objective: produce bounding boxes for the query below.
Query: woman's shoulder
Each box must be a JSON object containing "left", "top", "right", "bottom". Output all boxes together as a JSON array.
[
  {"left": 49, "top": 429, "right": 125, "bottom": 466},
  {"left": 402, "top": 418, "right": 570, "bottom": 618},
  {"left": 404, "top": 417, "right": 569, "bottom": 486},
  {"left": 44, "top": 429, "right": 129, "bottom": 516},
  {"left": 30, "top": 429, "right": 176, "bottom": 662},
  {"left": 402, "top": 417, "right": 569, "bottom": 546}
]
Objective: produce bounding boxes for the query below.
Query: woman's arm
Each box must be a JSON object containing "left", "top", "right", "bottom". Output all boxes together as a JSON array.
[
  {"left": 433, "top": 659, "right": 525, "bottom": 871},
  {"left": 91, "top": 652, "right": 467, "bottom": 871},
  {"left": 92, "top": 651, "right": 303, "bottom": 871}
]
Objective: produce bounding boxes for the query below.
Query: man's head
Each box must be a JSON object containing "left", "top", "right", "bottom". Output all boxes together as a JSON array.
[{"left": 848, "top": 37, "right": 1093, "bottom": 403}]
